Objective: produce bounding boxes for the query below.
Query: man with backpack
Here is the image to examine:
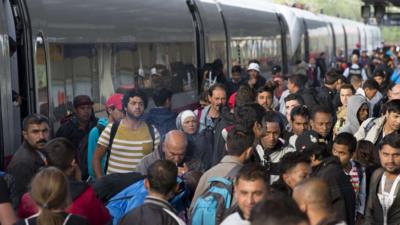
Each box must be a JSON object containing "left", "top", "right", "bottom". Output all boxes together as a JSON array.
[
  {"left": 219, "top": 164, "right": 269, "bottom": 225},
  {"left": 190, "top": 128, "right": 254, "bottom": 223},
  {"left": 92, "top": 90, "right": 160, "bottom": 178},
  {"left": 119, "top": 160, "right": 185, "bottom": 225},
  {"left": 87, "top": 93, "right": 124, "bottom": 179}
]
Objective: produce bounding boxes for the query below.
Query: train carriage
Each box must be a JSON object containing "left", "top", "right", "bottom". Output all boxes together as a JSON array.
[{"left": 0, "top": 0, "right": 381, "bottom": 167}]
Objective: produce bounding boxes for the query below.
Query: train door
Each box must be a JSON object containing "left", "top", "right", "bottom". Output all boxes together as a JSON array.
[
  {"left": 0, "top": 0, "right": 25, "bottom": 167},
  {"left": 8, "top": 0, "right": 35, "bottom": 118}
]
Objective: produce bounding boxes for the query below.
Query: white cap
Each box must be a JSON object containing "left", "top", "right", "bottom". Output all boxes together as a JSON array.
[{"left": 247, "top": 63, "right": 260, "bottom": 72}]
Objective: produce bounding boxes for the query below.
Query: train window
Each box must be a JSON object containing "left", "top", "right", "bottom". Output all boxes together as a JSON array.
[
  {"left": 331, "top": 24, "right": 346, "bottom": 61},
  {"left": 219, "top": 3, "right": 283, "bottom": 78},
  {"left": 305, "top": 19, "right": 333, "bottom": 67},
  {"left": 292, "top": 20, "right": 307, "bottom": 64},
  {"left": 48, "top": 43, "right": 99, "bottom": 122},
  {"left": 35, "top": 35, "right": 49, "bottom": 118},
  {"left": 196, "top": 0, "right": 228, "bottom": 74},
  {"left": 343, "top": 24, "right": 359, "bottom": 60},
  {"left": 44, "top": 0, "right": 198, "bottom": 122},
  {"left": 108, "top": 42, "right": 197, "bottom": 98}
]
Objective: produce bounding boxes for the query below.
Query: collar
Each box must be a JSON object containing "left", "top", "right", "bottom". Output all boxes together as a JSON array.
[
  {"left": 220, "top": 155, "right": 243, "bottom": 165},
  {"left": 258, "top": 139, "right": 285, "bottom": 153},
  {"left": 144, "top": 195, "right": 176, "bottom": 213},
  {"left": 23, "top": 141, "right": 39, "bottom": 152}
]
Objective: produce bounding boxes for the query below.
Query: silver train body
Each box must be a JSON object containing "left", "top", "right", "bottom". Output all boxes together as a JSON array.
[{"left": 0, "top": 0, "right": 381, "bottom": 165}]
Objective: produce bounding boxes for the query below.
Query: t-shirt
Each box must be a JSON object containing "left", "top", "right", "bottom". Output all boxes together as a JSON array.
[
  {"left": 0, "top": 176, "right": 10, "bottom": 204},
  {"left": 98, "top": 121, "right": 159, "bottom": 174},
  {"left": 220, "top": 212, "right": 250, "bottom": 225},
  {"left": 15, "top": 213, "right": 89, "bottom": 225},
  {"left": 345, "top": 163, "right": 360, "bottom": 195}
]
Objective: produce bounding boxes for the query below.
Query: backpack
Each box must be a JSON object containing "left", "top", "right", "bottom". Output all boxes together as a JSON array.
[
  {"left": 104, "top": 120, "right": 156, "bottom": 174},
  {"left": 191, "top": 166, "right": 241, "bottom": 225},
  {"left": 106, "top": 178, "right": 189, "bottom": 225}
]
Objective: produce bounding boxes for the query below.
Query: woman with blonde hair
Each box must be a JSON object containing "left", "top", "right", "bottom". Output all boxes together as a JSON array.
[{"left": 15, "top": 167, "right": 88, "bottom": 225}]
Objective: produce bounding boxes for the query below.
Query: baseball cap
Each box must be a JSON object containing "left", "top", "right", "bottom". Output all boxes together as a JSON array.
[
  {"left": 106, "top": 93, "right": 123, "bottom": 110},
  {"left": 73, "top": 95, "right": 93, "bottom": 108},
  {"left": 272, "top": 65, "right": 282, "bottom": 75},
  {"left": 247, "top": 63, "right": 260, "bottom": 73},
  {"left": 295, "top": 130, "right": 327, "bottom": 152}
]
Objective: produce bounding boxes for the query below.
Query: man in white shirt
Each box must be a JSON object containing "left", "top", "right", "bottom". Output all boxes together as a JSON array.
[{"left": 220, "top": 164, "right": 269, "bottom": 225}]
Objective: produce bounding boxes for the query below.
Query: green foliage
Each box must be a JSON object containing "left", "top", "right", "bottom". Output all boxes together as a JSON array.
[
  {"left": 272, "top": 0, "right": 363, "bottom": 20},
  {"left": 381, "top": 26, "right": 400, "bottom": 44},
  {"left": 273, "top": 0, "right": 399, "bottom": 44}
]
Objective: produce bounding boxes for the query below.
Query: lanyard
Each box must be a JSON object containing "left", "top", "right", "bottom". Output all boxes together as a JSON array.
[{"left": 379, "top": 173, "right": 400, "bottom": 225}]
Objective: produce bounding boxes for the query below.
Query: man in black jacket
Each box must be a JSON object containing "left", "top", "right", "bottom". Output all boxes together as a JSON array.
[
  {"left": 119, "top": 160, "right": 185, "bottom": 225},
  {"left": 287, "top": 74, "right": 319, "bottom": 110},
  {"left": 316, "top": 70, "right": 340, "bottom": 112},
  {"left": 56, "top": 95, "right": 98, "bottom": 148},
  {"left": 296, "top": 132, "right": 356, "bottom": 225},
  {"left": 7, "top": 114, "right": 49, "bottom": 203},
  {"left": 364, "top": 133, "right": 400, "bottom": 225}
]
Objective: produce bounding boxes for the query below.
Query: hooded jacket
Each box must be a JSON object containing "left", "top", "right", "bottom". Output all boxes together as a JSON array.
[
  {"left": 339, "top": 95, "right": 369, "bottom": 135},
  {"left": 145, "top": 107, "right": 177, "bottom": 139}
]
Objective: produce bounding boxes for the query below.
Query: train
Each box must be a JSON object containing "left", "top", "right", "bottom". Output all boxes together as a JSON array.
[{"left": 0, "top": 0, "right": 381, "bottom": 167}]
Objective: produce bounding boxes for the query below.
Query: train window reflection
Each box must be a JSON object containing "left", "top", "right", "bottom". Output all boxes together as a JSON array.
[{"left": 48, "top": 41, "right": 197, "bottom": 122}]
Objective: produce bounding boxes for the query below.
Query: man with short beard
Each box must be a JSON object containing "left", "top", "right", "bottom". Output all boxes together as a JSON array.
[
  {"left": 93, "top": 90, "right": 160, "bottom": 178},
  {"left": 8, "top": 114, "right": 50, "bottom": 201},
  {"left": 364, "top": 133, "right": 400, "bottom": 225}
]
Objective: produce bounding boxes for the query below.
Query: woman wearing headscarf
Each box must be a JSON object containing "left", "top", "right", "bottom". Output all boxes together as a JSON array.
[{"left": 176, "top": 110, "right": 199, "bottom": 163}]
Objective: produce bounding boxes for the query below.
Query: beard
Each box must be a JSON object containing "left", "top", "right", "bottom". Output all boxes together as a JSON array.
[
  {"left": 383, "top": 163, "right": 400, "bottom": 174},
  {"left": 126, "top": 110, "right": 142, "bottom": 120}
]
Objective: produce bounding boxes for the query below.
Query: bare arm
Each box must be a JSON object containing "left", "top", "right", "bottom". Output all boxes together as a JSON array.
[
  {"left": 0, "top": 202, "right": 16, "bottom": 225},
  {"left": 93, "top": 144, "right": 107, "bottom": 179}
]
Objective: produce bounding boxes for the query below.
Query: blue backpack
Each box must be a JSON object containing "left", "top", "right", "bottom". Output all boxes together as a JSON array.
[
  {"left": 106, "top": 178, "right": 190, "bottom": 225},
  {"left": 191, "top": 177, "right": 234, "bottom": 225}
]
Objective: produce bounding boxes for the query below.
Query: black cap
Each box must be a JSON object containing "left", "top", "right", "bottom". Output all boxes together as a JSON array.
[
  {"left": 272, "top": 65, "right": 282, "bottom": 75},
  {"left": 73, "top": 95, "right": 93, "bottom": 108},
  {"left": 295, "top": 130, "right": 327, "bottom": 152}
]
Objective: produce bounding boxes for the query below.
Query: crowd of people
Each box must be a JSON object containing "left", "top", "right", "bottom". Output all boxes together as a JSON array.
[{"left": 1, "top": 46, "right": 400, "bottom": 225}]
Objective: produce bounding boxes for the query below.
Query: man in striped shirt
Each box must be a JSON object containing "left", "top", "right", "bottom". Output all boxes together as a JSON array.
[
  {"left": 92, "top": 90, "right": 159, "bottom": 178},
  {"left": 332, "top": 132, "right": 366, "bottom": 223}
]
